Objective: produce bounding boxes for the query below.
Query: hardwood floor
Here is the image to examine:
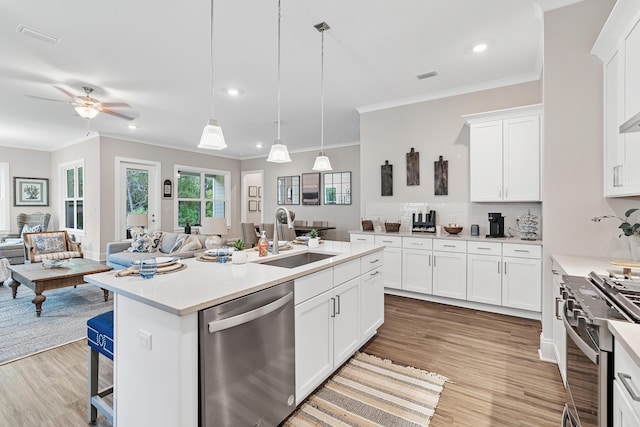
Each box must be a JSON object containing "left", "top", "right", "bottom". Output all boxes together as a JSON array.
[
  {"left": 0, "top": 294, "right": 564, "bottom": 426},
  {"left": 362, "top": 295, "right": 566, "bottom": 426}
]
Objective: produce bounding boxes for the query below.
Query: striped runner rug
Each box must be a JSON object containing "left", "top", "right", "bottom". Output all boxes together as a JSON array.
[{"left": 284, "top": 352, "right": 448, "bottom": 427}]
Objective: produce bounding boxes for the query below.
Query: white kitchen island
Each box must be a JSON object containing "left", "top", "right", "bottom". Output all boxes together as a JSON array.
[{"left": 84, "top": 240, "right": 384, "bottom": 427}]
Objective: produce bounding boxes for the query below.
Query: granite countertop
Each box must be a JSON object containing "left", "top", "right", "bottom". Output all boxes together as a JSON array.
[
  {"left": 349, "top": 229, "right": 543, "bottom": 245},
  {"left": 84, "top": 240, "right": 383, "bottom": 316}
]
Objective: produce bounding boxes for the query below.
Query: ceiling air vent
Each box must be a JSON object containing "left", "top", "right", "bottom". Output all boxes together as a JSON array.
[
  {"left": 417, "top": 70, "right": 438, "bottom": 80},
  {"left": 17, "top": 25, "right": 60, "bottom": 45}
]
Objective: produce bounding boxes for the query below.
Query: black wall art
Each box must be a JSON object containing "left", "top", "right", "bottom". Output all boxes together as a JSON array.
[
  {"left": 406, "top": 147, "right": 420, "bottom": 186},
  {"left": 381, "top": 160, "right": 393, "bottom": 196},
  {"left": 434, "top": 155, "right": 448, "bottom": 195}
]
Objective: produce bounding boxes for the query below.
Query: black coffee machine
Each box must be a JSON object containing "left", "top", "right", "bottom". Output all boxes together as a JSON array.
[{"left": 487, "top": 212, "right": 505, "bottom": 238}]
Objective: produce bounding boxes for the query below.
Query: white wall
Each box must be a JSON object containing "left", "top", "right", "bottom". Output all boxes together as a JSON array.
[{"left": 241, "top": 145, "right": 361, "bottom": 241}]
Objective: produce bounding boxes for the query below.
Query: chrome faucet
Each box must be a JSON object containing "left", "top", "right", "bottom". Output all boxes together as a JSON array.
[{"left": 273, "top": 207, "right": 294, "bottom": 255}]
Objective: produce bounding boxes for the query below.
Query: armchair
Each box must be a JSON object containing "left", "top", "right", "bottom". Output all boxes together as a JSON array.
[{"left": 22, "top": 230, "right": 83, "bottom": 263}]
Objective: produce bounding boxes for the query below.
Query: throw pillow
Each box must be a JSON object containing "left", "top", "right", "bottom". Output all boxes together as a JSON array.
[
  {"left": 170, "top": 234, "right": 189, "bottom": 253},
  {"left": 127, "top": 231, "right": 163, "bottom": 253},
  {"left": 34, "top": 234, "right": 66, "bottom": 254},
  {"left": 177, "top": 235, "right": 202, "bottom": 253},
  {"left": 21, "top": 224, "right": 42, "bottom": 238}
]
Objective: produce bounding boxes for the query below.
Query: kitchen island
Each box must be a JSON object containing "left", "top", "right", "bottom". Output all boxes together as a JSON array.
[{"left": 85, "top": 240, "right": 384, "bottom": 427}]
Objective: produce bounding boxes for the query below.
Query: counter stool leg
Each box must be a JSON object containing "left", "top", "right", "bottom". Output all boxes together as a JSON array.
[{"left": 88, "top": 348, "right": 99, "bottom": 423}]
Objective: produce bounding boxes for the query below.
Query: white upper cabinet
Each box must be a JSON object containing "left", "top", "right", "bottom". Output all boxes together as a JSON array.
[
  {"left": 593, "top": 1, "right": 640, "bottom": 197},
  {"left": 464, "top": 104, "right": 542, "bottom": 202}
]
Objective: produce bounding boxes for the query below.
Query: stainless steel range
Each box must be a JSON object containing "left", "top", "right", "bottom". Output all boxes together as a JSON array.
[{"left": 560, "top": 271, "right": 640, "bottom": 426}]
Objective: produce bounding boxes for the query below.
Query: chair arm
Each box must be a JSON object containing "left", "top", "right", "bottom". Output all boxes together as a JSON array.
[
  {"left": 24, "top": 242, "right": 35, "bottom": 262},
  {"left": 106, "top": 241, "right": 132, "bottom": 257},
  {"left": 69, "top": 240, "right": 82, "bottom": 254}
]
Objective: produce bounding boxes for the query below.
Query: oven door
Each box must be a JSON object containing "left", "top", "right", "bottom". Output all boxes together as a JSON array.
[{"left": 562, "top": 305, "right": 601, "bottom": 427}]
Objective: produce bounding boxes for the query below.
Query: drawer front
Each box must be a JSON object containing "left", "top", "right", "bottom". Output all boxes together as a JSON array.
[
  {"left": 334, "top": 259, "right": 360, "bottom": 286},
  {"left": 294, "top": 268, "right": 334, "bottom": 305},
  {"left": 361, "top": 250, "right": 384, "bottom": 274},
  {"left": 402, "top": 236, "right": 432, "bottom": 250},
  {"left": 503, "top": 243, "right": 541, "bottom": 259},
  {"left": 433, "top": 239, "right": 467, "bottom": 253},
  {"left": 375, "top": 235, "right": 402, "bottom": 248},
  {"left": 350, "top": 233, "right": 375, "bottom": 244},
  {"left": 467, "top": 241, "right": 501, "bottom": 256},
  {"left": 615, "top": 340, "right": 640, "bottom": 416}
]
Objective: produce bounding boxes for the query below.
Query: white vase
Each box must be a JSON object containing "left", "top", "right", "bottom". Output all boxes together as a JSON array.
[
  {"left": 232, "top": 251, "right": 248, "bottom": 264},
  {"left": 308, "top": 238, "right": 319, "bottom": 248},
  {"left": 630, "top": 235, "right": 640, "bottom": 262}
]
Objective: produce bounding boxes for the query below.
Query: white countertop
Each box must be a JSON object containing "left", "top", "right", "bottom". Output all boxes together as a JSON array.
[
  {"left": 349, "top": 230, "right": 543, "bottom": 245},
  {"left": 85, "top": 240, "right": 383, "bottom": 316},
  {"left": 609, "top": 320, "right": 640, "bottom": 366}
]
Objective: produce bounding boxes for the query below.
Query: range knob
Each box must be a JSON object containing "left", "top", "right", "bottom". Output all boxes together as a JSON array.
[
  {"left": 577, "top": 316, "right": 588, "bottom": 329},
  {"left": 567, "top": 299, "right": 575, "bottom": 311},
  {"left": 573, "top": 308, "right": 585, "bottom": 320}
]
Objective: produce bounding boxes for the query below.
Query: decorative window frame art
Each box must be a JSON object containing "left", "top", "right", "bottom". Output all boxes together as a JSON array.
[
  {"left": 14, "top": 177, "right": 49, "bottom": 206},
  {"left": 248, "top": 186, "right": 258, "bottom": 197}
]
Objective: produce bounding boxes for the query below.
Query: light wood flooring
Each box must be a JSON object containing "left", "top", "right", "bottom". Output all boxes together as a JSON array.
[{"left": 0, "top": 295, "right": 565, "bottom": 426}]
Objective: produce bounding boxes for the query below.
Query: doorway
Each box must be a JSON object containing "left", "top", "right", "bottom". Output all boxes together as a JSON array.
[
  {"left": 242, "top": 170, "right": 263, "bottom": 224},
  {"left": 115, "top": 158, "right": 161, "bottom": 240}
]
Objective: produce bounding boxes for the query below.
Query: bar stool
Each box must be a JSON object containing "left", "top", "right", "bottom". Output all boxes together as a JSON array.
[{"left": 87, "top": 310, "right": 114, "bottom": 424}]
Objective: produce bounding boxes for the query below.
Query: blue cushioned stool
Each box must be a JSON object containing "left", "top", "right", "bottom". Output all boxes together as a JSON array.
[{"left": 87, "top": 310, "right": 114, "bottom": 424}]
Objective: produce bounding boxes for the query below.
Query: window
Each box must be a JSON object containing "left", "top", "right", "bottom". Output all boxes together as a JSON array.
[
  {"left": 175, "top": 166, "right": 230, "bottom": 228},
  {"left": 61, "top": 161, "right": 84, "bottom": 233},
  {"left": 0, "top": 162, "right": 9, "bottom": 233}
]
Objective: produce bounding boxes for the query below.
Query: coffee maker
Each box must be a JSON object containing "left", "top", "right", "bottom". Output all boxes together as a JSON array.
[{"left": 487, "top": 212, "right": 505, "bottom": 238}]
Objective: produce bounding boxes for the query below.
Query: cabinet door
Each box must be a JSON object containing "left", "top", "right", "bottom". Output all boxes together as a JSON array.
[
  {"left": 333, "top": 278, "right": 360, "bottom": 366},
  {"left": 402, "top": 248, "right": 433, "bottom": 294},
  {"left": 382, "top": 246, "right": 402, "bottom": 289},
  {"left": 467, "top": 254, "right": 501, "bottom": 305},
  {"left": 552, "top": 272, "right": 567, "bottom": 385},
  {"left": 503, "top": 115, "right": 540, "bottom": 201},
  {"left": 470, "top": 120, "right": 503, "bottom": 201},
  {"left": 350, "top": 233, "right": 375, "bottom": 244},
  {"left": 360, "top": 267, "right": 384, "bottom": 340},
  {"left": 502, "top": 257, "right": 541, "bottom": 312},
  {"left": 605, "top": 49, "right": 625, "bottom": 196},
  {"left": 432, "top": 251, "right": 467, "bottom": 300},
  {"left": 613, "top": 379, "right": 640, "bottom": 427},
  {"left": 623, "top": 21, "right": 640, "bottom": 195},
  {"left": 295, "top": 289, "right": 334, "bottom": 402}
]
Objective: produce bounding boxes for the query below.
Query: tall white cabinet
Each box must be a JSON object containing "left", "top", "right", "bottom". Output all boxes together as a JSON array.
[{"left": 463, "top": 104, "right": 542, "bottom": 202}]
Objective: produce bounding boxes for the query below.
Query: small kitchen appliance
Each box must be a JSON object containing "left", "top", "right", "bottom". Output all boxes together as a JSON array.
[
  {"left": 412, "top": 210, "right": 436, "bottom": 233},
  {"left": 470, "top": 224, "right": 479, "bottom": 236},
  {"left": 487, "top": 212, "right": 505, "bottom": 238}
]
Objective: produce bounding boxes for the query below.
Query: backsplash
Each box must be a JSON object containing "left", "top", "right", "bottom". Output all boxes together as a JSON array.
[{"left": 364, "top": 202, "right": 543, "bottom": 239}]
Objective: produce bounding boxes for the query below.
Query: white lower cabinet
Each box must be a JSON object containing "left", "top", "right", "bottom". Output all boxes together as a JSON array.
[
  {"left": 402, "top": 237, "right": 433, "bottom": 294},
  {"left": 375, "top": 235, "right": 402, "bottom": 290},
  {"left": 502, "top": 256, "right": 541, "bottom": 311},
  {"left": 432, "top": 239, "right": 467, "bottom": 300},
  {"left": 361, "top": 266, "right": 384, "bottom": 340},
  {"left": 551, "top": 260, "right": 567, "bottom": 384},
  {"left": 613, "top": 379, "right": 640, "bottom": 427},
  {"left": 613, "top": 339, "right": 640, "bottom": 427},
  {"left": 333, "top": 278, "right": 361, "bottom": 366},
  {"left": 467, "top": 254, "right": 502, "bottom": 305}
]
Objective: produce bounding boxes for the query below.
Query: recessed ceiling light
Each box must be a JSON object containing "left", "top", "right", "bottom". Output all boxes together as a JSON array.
[
  {"left": 128, "top": 124, "right": 138, "bottom": 129},
  {"left": 255, "top": 142, "right": 264, "bottom": 148},
  {"left": 226, "top": 88, "right": 240, "bottom": 96},
  {"left": 472, "top": 43, "right": 488, "bottom": 53}
]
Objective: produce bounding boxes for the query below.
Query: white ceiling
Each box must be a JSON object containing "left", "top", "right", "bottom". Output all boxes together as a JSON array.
[{"left": 0, "top": 0, "right": 582, "bottom": 159}]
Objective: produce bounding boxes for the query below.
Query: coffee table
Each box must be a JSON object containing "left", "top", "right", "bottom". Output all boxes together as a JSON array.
[{"left": 7, "top": 258, "right": 113, "bottom": 317}]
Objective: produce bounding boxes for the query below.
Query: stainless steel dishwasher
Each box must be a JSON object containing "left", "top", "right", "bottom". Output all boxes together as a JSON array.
[{"left": 199, "top": 280, "right": 295, "bottom": 427}]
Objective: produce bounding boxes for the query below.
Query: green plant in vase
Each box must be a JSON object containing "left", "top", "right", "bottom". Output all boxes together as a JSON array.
[
  {"left": 233, "top": 239, "right": 245, "bottom": 251},
  {"left": 309, "top": 229, "right": 319, "bottom": 239}
]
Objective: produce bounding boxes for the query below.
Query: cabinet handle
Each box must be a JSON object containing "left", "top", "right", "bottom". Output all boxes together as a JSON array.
[
  {"left": 357, "top": 238, "right": 367, "bottom": 241},
  {"left": 498, "top": 261, "right": 501, "bottom": 274},
  {"left": 411, "top": 242, "right": 423, "bottom": 246},
  {"left": 330, "top": 297, "right": 336, "bottom": 318},
  {"left": 443, "top": 244, "right": 456, "bottom": 248},
  {"left": 478, "top": 247, "right": 491, "bottom": 250},
  {"left": 433, "top": 256, "right": 436, "bottom": 267},
  {"left": 428, "top": 254, "right": 431, "bottom": 267},
  {"left": 370, "top": 259, "right": 380, "bottom": 264},
  {"left": 619, "top": 373, "right": 640, "bottom": 402},
  {"left": 514, "top": 249, "right": 530, "bottom": 253},
  {"left": 505, "top": 187, "right": 509, "bottom": 199},
  {"left": 551, "top": 269, "right": 559, "bottom": 275},
  {"left": 370, "top": 270, "right": 380, "bottom": 277},
  {"left": 335, "top": 295, "right": 341, "bottom": 315},
  {"left": 498, "top": 186, "right": 502, "bottom": 198},
  {"left": 504, "top": 262, "right": 507, "bottom": 275},
  {"left": 382, "top": 240, "right": 393, "bottom": 243}
]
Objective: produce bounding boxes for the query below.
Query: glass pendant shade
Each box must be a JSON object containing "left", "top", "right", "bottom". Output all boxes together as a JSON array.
[
  {"left": 198, "top": 119, "right": 227, "bottom": 150},
  {"left": 267, "top": 141, "right": 291, "bottom": 163},
  {"left": 312, "top": 154, "right": 332, "bottom": 171},
  {"left": 75, "top": 105, "right": 99, "bottom": 119}
]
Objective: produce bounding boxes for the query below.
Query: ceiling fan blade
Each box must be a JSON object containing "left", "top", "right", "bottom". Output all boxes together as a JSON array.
[
  {"left": 101, "top": 101, "right": 131, "bottom": 108},
  {"left": 101, "top": 108, "right": 136, "bottom": 121},
  {"left": 25, "top": 94, "right": 72, "bottom": 103},
  {"left": 53, "top": 85, "right": 77, "bottom": 100}
]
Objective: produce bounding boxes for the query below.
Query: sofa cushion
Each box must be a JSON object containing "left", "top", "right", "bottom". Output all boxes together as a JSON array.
[
  {"left": 176, "top": 235, "right": 202, "bottom": 253},
  {"left": 127, "top": 231, "right": 162, "bottom": 253},
  {"left": 21, "top": 224, "right": 42, "bottom": 238},
  {"left": 34, "top": 233, "right": 66, "bottom": 254}
]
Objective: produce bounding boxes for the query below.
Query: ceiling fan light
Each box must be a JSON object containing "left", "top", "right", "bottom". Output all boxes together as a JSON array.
[
  {"left": 312, "top": 154, "right": 332, "bottom": 171},
  {"left": 74, "top": 105, "right": 99, "bottom": 119},
  {"left": 198, "top": 119, "right": 227, "bottom": 150},
  {"left": 267, "top": 142, "right": 291, "bottom": 163}
]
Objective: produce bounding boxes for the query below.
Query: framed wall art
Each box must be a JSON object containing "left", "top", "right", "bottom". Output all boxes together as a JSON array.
[
  {"left": 248, "top": 200, "right": 258, "bottom": 211},
  {"left": 248, "top": 186, "right": 258, "bottom": 197},
  {"left": 14, "top": 177, "right": 49, "bottom": 206},
  {"left": 277, "top": 176, "right": 300, "bottom": 205},
  {"left": 302, "top": 173, "right": 320, "bottom": 205},
  {"left": 323, "top": 171, "right": 352, "bottom": 205}
]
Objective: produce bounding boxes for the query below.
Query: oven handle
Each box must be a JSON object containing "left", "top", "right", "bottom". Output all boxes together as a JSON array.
[{"left": 562, "top": 306, "right": 599, "bottom": 364}]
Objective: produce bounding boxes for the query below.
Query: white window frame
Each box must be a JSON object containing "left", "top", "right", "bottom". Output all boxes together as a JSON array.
[
  {"left": 0, "top": 162, "right": 9, "bottom": 234},
  {"left": 174, "top": 165, "right": 231, "bottom": 229},
  {"left": 60, "top": 159, "right": 85, "bottom": 236}
]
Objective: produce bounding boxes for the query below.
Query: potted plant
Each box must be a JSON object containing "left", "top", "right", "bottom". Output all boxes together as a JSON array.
[
  {"left": 308, "top": 229, "right": 320, "bottom": 248},
  {"left": 232, "top": 239, "right": 248, "bottom": 264},
  {"left": 592, "top": 209, "right": 640, "bottom": 260}
]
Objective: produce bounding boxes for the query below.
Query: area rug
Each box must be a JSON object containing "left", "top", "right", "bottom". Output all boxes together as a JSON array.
[
  {"left": 0, "top": 281, "right": 112, "bottom": 365},
  {"left": 284, "top": 352, "right": 448, "bottom": 427}
]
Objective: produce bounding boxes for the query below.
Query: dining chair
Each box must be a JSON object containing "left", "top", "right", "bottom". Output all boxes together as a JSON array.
[
  {"left": 312, "top": 220, "right": 329, "bottom": 238},
  {"left": 276, "top": 223, "right": 297, "bottom": 241},
  {"left": 240, "top": 223, "right": 259, "bottom": 248},
  {"left": 260, "top": 223, "right": 274, "bottom": 239}
]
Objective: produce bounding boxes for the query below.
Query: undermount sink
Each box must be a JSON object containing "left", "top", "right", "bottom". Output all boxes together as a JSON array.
[{"left": 254, "top": 252, "right": 337, "bottom": 269}]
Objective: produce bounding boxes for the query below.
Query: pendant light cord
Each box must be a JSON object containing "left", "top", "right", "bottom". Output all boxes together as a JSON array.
[
  {"left": 277, "top": 0, "right": 282, "bottom": 142},
  {"left": 210, "top": 0, "right": 215, "bottom": 118},
  {"left": 320, "top": 28, "right": 325, "bottom": 156}
]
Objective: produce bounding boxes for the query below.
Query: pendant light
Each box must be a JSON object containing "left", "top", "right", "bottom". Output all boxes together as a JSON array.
[
  {"left": 312, "top": 22, "right": 332, "bottom": 171},
  {"left": 267, "top": 0, "right": 291, "bottom": 163},
  {"left": 198, "top": 0, "right": 227, "bottom": 150}
]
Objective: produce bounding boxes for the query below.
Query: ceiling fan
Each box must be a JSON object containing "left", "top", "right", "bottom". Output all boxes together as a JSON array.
[{"left": 26, "top": 86, "right": 136, "bottom": 121}]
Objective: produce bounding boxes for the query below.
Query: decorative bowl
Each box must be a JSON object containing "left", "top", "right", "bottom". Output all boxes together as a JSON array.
[{"left": 444, "top": 226, "right": 463, "bottom": 235}]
